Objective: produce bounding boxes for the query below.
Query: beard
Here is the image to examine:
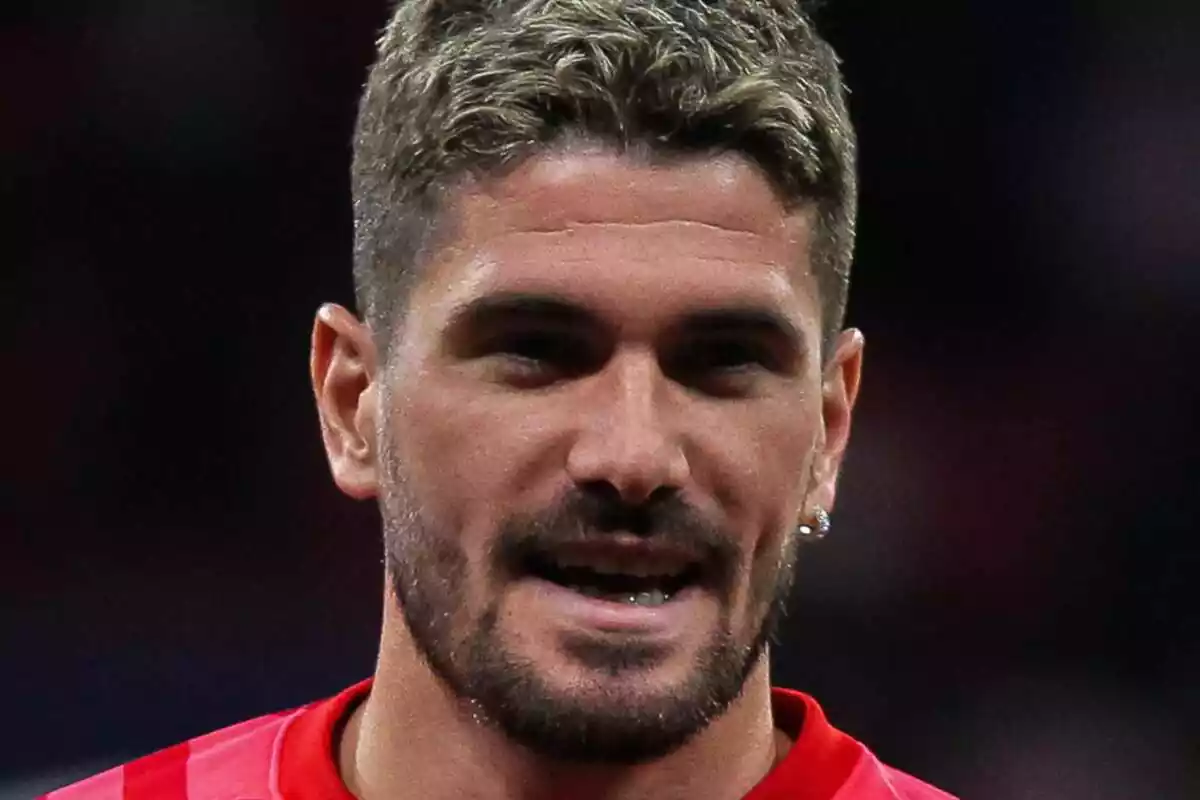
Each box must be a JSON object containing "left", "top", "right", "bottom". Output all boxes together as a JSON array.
[{"left": 380, "top": 472, "right": 799, "bottom": 765}]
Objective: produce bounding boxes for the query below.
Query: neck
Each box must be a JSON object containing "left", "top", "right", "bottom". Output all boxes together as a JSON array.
[{"left": 339, "top": 598, "right": 786, "bottom": 800}]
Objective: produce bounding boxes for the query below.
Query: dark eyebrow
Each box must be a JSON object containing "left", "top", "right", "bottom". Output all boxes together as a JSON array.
[
  {"left": 442, "top": 292, "right": 601, "bottom": 336},
  {"left": 442, "top": 293, "right": 807, "bottom": 359},
  {"left": 678, "top": 307, "right": 806, "bottom": 351}
]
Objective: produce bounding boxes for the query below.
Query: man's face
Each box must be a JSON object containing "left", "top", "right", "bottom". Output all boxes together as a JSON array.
[{"left": 318, "top": 149, "right": 862, "bottom": 763}]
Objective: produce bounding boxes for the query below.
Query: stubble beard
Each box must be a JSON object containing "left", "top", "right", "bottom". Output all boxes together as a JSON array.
[{"left": 378, "top": 462, "right": 799, "bottom": 765}]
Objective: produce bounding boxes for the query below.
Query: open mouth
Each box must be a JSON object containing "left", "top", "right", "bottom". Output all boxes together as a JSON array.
[{"left": 523, "top": 549, "right": 703, "bottom": 608}]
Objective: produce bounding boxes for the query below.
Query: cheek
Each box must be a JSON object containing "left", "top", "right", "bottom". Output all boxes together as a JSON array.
[
  {"left": 390, "top": 379, "right": 568, "bottom": 544},
  {"left": 691, "top": 398, "right": 818, "bottom": 543}
]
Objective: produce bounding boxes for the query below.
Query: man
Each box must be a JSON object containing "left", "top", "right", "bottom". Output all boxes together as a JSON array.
[{"left": 48, "top": 1, "right": 956, "bottom": 798}]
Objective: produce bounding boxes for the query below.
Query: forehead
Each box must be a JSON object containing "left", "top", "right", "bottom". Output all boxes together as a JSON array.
[{"left": 409, "top": 149, "right": 818, "bottom": 332}]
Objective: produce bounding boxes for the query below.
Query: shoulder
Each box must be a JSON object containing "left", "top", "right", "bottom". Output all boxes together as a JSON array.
[
  {"left": 39, "top": 708, "right": 304, "bottom": 800},
  {"left": 768, "top": 688, "right": 958, "bottom": 800},
  {"left": 839, "top": 753, "right": 959, "bottom": 800}
]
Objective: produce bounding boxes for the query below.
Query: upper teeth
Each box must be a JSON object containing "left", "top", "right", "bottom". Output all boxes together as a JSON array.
[{"left": 555, "top": 554, "right": 683, "bottom": 579}]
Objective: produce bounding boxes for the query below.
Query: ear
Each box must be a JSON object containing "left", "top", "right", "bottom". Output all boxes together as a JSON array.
[
  {"left": 807, "top": 328, "right": 865, "bottom": 515},
  {"left": 310, "top": 303, "right": 380, "bottom": 499}
]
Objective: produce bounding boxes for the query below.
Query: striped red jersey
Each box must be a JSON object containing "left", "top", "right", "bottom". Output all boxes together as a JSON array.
[{"left": 42, "top": 681, "right": 956, "bottom": 800}]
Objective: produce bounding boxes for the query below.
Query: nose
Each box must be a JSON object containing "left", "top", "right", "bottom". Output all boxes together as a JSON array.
[{"left": 565, "top": 349, "right": 691, "bottom": 505}]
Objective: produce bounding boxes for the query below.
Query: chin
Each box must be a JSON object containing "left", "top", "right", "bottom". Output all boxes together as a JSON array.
[{"left": 450, "top": 620, "right": 763, "bottom": 765}]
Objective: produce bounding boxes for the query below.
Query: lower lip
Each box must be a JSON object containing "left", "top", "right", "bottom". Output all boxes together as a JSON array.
[{"left": 525, "top": 578, "right": 706, "bottom": 635}]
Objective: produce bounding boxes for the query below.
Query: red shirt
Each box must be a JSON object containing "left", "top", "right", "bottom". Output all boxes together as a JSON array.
[{"left": 42, "top": 681, "right": 956, "bottom": 799}]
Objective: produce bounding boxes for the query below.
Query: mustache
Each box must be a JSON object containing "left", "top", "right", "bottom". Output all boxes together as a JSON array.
[{"left": 493, "top": 489, "right": 741, "bottom": 585}]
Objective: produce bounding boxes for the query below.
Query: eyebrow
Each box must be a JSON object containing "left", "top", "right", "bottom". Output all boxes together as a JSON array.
[
  {"left": 442, "top": 292, "right": 600, "bottom": 334},
  {"left": 676, "top": 307, "right": 804, "bottom": 346},
  {"left": 441, "top": 291, "right": 807, "bottom": 355}
]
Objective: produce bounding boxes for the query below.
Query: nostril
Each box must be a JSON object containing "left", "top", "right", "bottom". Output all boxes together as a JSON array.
[
  {"left": 577, "top": 480, "right": 623, "bottom": 507},
  {"left": 645, "top": 485, "right": 680, "bottom": 507},
  {"left": 583, "top": 475, "right": 682, "bottom": 509}
]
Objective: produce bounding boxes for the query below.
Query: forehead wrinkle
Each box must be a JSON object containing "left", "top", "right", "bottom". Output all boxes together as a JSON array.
[
  {"left": 465, "top": 151, "right": 796, "bottom": 238},
  {"left": 510, "top": 219, "right": 771, "bottom": 238},
  {"left": 482, "top": 224, "right": 806, "bottom": 288},
  {"left": 545, "top": 254, "right": 784, "bottom": 267}
]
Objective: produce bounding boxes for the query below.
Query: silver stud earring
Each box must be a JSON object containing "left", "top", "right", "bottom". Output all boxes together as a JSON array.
[{"left": 797, "top": 508, "right": 831, "bottom": 541}]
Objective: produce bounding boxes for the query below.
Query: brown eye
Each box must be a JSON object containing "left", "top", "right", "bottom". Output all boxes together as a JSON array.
[
  {"left": 484, "top": 329, "right": 598, "bottom": 387},
  {"left": 695, "top": 339, "right": 774, "bottom": 371},
  {"left": 689, "top": 337, "right": 779, "bottom": 373},
  {"left": 667, "top": 338, "right": 780, "bottom": 397},
  {"left": 499, "top": 331, "right": 575, "bottom": 362}
]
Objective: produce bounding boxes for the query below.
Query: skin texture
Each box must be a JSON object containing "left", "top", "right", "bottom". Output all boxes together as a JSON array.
[{"left": 310, "top": 148, "right": 864, "bottom": 800}]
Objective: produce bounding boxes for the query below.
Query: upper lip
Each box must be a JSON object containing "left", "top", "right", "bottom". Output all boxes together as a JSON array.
[{"left": 542, "top": 535, "right": 701, "bottom": 577}]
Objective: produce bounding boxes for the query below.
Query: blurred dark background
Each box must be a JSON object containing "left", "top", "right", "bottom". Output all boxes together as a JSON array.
[{"left": 3, "top": 1, "right": 1197, "bottom": 797}]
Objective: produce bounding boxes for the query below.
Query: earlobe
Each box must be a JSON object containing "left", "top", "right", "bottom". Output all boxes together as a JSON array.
[
  {"left": 311, "top": 304, "right": 381, "bottom": 500},
  {"left": 808, "top": 329, "right": 865, "bottom": 514}
]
